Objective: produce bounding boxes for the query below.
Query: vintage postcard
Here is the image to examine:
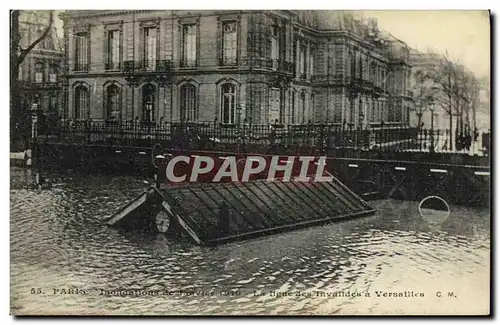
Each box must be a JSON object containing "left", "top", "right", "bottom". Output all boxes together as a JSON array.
[{"left": 9, "top": 9, "right": 491, "bottom": 316}]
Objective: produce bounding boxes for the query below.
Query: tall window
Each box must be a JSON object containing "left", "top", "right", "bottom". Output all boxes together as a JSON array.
[
  {"left": 42, "top": 35, "right": 54, "bottom": 50},
  {"left": 142, "top": 84, "right": 156, "bottom": 122},
  {"left": 358, "top": 53, "right": 363, "bottom": 79},
  {"left": 49, "top": 64, "right": 58, "bottom": 83},
  {"left": 180, "top": 84, "right": 197, "bottom": 122},
  {"left": 35, "top": 62, "right": 44, "bottom": 83},
  {"left": 300, "top": 92, "right": 306, "bottom": 123},
  {"left": 309, "top": 47, "right": 315, "bottom": 77},
  {"left": 75, "top": 32, "right": 89, "bottom": 71},
  {"left": 49, "top": 93, "right": 58, "bottom": 113},
  {"left": 370, "top": 62, "right": 376, "bottom": 83},
  {"left": 222, "top": 22, "right": 237, "bottom": 66},
  {"left": 220, "top": 83, "right": 236, "bottom": 124},
  {"left": 271, "top": 26, "right": 279, "bottom": 69},
  {"left": 382, "top": 70, "right": 387, "bottom": 90},
  {"left": 298, "top": 45, "right": 306, "bottom": 78},
  {"left": 269, "top": 88, "right": 280, "bottom": 123},
  {"left": 291, "top": 93, "right": 295, "bottom": 124},
  {"left": 74, "top": 86, "right": 89, "bottom": 120},
  {"left": 107, "top": 30, "right": 120, "bottom": 70},
  {"left": 144, "top": 27, "right": 157, "bottom": 70},
  {"left": 182, "top": 24, "right": 197, "bottom": 67},
  {"left": 310, "top": 93, "right": 315, "bottom": 122},
  {"left": 350, "top": 50, "right": 355, "bottom": 78},
  {"left": 371, "top": 100, "right": 377, "bottom": 122},
  {"left": 106, "top": 85, "right": 121, "bottom": 121}
]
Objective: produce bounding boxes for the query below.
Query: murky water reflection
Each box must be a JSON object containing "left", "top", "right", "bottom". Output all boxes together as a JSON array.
[{"left": 10, "top": 168, "right": 490, "bottom": 315}]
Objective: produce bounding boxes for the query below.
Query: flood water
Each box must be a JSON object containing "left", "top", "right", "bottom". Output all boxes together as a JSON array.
[{"left": 10, "top": 167, "right": 490, "bottom": 315}]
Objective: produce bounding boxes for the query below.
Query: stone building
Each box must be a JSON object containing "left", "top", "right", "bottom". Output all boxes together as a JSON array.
[
  {"left": 18, "top": 10, "right": 64, "bottom": 119},
  {"left": 61, "top": 10, "right": 412, "bottom": 127}
]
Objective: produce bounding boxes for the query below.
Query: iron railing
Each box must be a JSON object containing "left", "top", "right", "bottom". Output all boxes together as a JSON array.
[
  {"left": 34, "top": 118, "right": 485, "bottom": 155},
  {"left": 123, "top": 60, "right": 172, "bottom": 73}
]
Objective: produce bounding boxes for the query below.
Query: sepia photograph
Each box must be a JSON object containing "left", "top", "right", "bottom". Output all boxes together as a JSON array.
[{"left": 9, "top": 7, "right": 491, "bottom": 316}]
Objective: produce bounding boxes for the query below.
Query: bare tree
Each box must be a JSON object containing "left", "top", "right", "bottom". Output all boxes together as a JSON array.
[
  {"left": 410, "top": 68, "right": 439, "bottom": 128},
  {"left": 427, "top": 51, "right": 481, "bottom": 151},
  {"left": 10, "top": 10, "right": 54, "bottom": 151}
]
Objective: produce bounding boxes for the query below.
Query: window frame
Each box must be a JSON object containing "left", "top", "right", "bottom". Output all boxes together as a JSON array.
[
  {"left": 179, "top": 83, "right": 198, "bottom": 123},
  {"left": 220, "top": 83, "right": 237, "bottom": 124},
  {"left": 49, "top": 64, "right": 58, "bottom": 83},
  {"left": 221, "top": 21, "right": 238, "bottom": 66},
  {"left": 143, "top": 26, "right": 158, "bottom": 71},
  {"left": 142, "top": 83, "right": 156, "bottom": 123},
  {"left": 105, "top": 84, "right": 122, "bottom": 121},
  {"left": 106, "top": 29, "right": 121, "bottom": 70},
  {"left": 74, "top": 85, "right": 89, "bottom": 120},
  {"left": 181, "top": 24, "right": 198, "bottom": 68},
  {"left": 74, "top": 31, "right": 90, "bottom": 72},
  {"left": 34, "top": 62, "right": 44, "bottom": 83}
]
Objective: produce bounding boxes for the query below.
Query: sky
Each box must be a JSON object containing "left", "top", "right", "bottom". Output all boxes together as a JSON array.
[
  {"left": 362, "top": 10, "right": 490, "bottom": 78},
  {"left": 51, "top": 10, "right": 490, "bottom": 79}
]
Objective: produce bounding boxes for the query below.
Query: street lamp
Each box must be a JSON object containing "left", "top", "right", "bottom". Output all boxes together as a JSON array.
[{"left": 429, "top": 101, "right": 435, "bottom": 153}]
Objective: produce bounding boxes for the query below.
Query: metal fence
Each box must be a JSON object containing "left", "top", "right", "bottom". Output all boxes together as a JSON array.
[{"left": 36, "top": 118, "right": 488, "bottom": 155}]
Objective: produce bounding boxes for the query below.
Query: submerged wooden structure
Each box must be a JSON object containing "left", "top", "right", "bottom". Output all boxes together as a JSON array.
[{"left": 107, "top": 176, "right": 375, "bottom": 246}]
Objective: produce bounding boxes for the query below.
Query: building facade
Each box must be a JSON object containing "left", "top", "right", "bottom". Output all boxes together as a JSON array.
[
  {"left": 18, "top": 11, "right": 64, "bottom": 119},
  {"left": 61, "top": 10, "right": 412, "bottom": 127}
]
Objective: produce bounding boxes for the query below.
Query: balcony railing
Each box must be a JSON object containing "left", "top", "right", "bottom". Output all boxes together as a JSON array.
[
  {"left": 179, "top": 59, "right": 197, "bottom": 69},
  {"left": 105, "top": 62, "right": 121, "bottom": 71},
  {"left": 248, "top": 58, "right": 293, "bottom": 74},
  {"left": 124, "top": 60, "right": 172, "bottom": 73},
  {"left": 23, "top": 81, "right": 62, "bottom": 89},
  {"left": 73, "top": 63, "right": 89, "bottom": 72},
  {"left": 219, "top": 57, "right": 238, "bottom": 67}
]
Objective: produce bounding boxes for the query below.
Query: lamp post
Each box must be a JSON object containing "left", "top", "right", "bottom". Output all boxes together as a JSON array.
[{"left": 429, "top": 102, "right": 435, "bottom": 153}]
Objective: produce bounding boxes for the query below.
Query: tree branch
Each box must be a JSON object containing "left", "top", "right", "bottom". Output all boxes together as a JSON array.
[{"left": 17, "top": 10, "right": 54, "bottom": 66}]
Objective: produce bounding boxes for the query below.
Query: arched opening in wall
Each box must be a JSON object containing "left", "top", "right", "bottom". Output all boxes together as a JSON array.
[
  {"left": 220, "top": 83, "right": 236, "bottom": 124},
  {"left": 74, "top": 85, "right": 89, "bottom": 120},
  {"left": 106, "top": 84, "right": 122, "bottom": 122},
  {"left": 142, "top": 84, "right": 156, "bottom": 123},
  {"left": 180, "top": 84, "right": 198, "bottom": 123}
]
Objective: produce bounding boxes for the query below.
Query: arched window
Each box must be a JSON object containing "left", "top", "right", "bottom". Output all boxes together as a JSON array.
[
  {"left": 220, "top": 83, "right": 236, "bottom": 124},
  {"left": 180, "top": 84, "right": 197, "bottom": 122},
  {"left": 74, "top": 85, "right": 89, "bottom": 120},
  {"left": 49, "top": 64, "right": 58, "bottom": 83},
  {"left": 106, "top": 85, "right": 121, "bottom": 121},
  {"left": 142, "top": 84, "right": 156, "bottom": 122},
  {"left": 35, "top": 62, "right": 44, "bottom": 83}
]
